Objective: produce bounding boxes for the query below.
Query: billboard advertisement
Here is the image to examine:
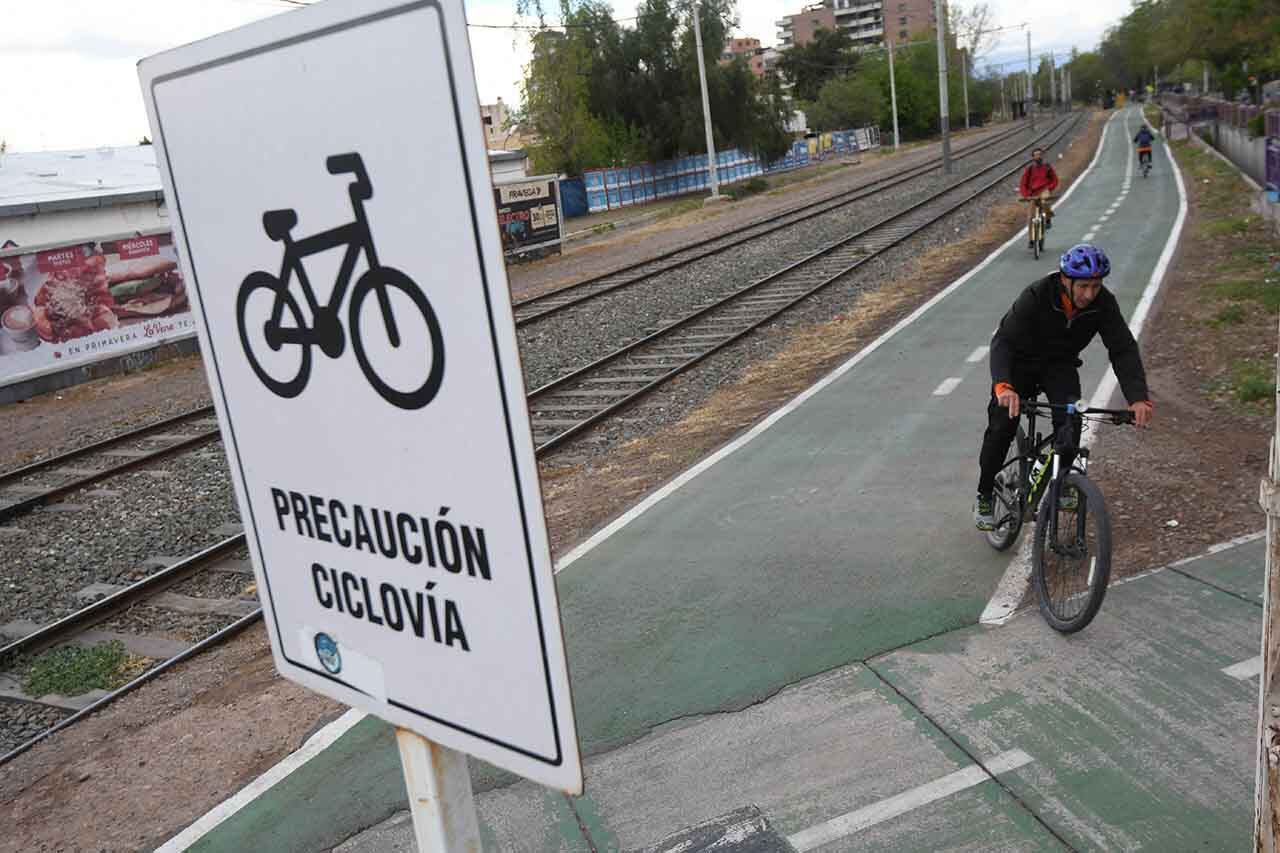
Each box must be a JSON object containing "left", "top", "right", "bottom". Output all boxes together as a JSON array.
[
  {"left": 493, "top": 176, "right": 563, "bottom": 259},
  {"left": 0, "top": 230, "right": 195, "bottom": 388}
]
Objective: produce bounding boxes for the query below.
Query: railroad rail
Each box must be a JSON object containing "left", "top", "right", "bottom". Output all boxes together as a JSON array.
[
  {"left": 511, "top": 120, "right": 1040, "bottom": 326},
  {"left": 0, "top": 407, "right": 221, "bottom": 523}
]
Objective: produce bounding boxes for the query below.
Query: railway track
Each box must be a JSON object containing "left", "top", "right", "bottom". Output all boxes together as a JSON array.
[
  {"left": 0, "top": 407, "right": 221, "bottom": 523},
  {"left": 511, "top": 120, "right": 1039, "bottom": 326},
  {"left": 0, "top": 536, "right": 256, "bottom": 764},
  {"left": 0, "top": 123, "right": 1037, "bottom": 527},
  {"left": 526, "top": 112, "right": 1082, "bottom": 454},
  {"left": 0, "top": 113, "right": 1084, "bottom": 763}
]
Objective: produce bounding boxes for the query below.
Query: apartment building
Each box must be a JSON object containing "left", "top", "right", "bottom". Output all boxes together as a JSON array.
[
  {"left": 775, "top": 3, "right": 837, "bottom": 50},
  {"left": 777, "top": 0, "right": 937, "bottom": 51},
  {"left": 720, "top": 36, "right": 768, "bottom": 78},
  {"left": 880, "top": 0, "right": 937, "bottom": 46}
]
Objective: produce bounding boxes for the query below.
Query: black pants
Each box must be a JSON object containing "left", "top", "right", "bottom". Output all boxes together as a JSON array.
[{"left": 977, "top": 361, "right": 1082, "bottom": 496}]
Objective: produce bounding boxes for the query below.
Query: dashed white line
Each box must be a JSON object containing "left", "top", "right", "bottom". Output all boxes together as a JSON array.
[
  {"left": 1098, "top": 215, "right": 1110, "bottom": 222},
  {"left": 1224, "top": 656, "right": 1262, "bottom": 680},
  {"left": 787, "top": 750, "right": 1035, "bottom": 851},
  {"left": 1082, "top": 232, "right": 1097, "bottom": 241},
  {"left": 966, "top": 346, "right": 989, "bottom": 363},
  {"left": 932, "top": 377, "right": 963, "bottom": 396}
]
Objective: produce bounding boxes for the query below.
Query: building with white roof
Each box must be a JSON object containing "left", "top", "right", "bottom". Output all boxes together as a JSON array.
[{"left": 0, "top": 145, "right": 167, "bottom": 252}]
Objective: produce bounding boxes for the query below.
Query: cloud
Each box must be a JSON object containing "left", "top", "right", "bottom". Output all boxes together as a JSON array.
[{"left": 0, "top": 31, "right": 166, "bottom": 61}]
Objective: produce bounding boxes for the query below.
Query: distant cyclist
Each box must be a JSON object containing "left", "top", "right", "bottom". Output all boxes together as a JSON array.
[
  {"left": 1018, "top": 147, "right": 1059, "bottom": 246},
  {"left": 973, "top": 244, "right": 1153, "bottom": 531},
  {"left": 1134, "top": 125, "right": 1156, "bottom": 173}
]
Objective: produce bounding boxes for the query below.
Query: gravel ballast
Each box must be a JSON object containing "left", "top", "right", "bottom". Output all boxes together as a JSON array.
[{"left": 0, "top": 700, "right": 69, "bottom": 755}]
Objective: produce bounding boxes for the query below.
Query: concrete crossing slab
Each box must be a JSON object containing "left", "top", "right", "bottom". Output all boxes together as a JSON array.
[{"left": 871, "top": 542, "right": 1261, "bottom": 851}]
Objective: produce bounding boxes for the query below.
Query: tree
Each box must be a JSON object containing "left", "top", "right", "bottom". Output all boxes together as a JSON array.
[
  {"left": 778, "top": 27, "right": 858, "bottom": 103},
  {"left": 949, "top": 2, "right": 997, "bottom": 63},
  {"left": 517, "top": 0, "right": 791, "bottom": 173},
  {"left": 807, "top": 75, "right": 885, "bottom": 131}
]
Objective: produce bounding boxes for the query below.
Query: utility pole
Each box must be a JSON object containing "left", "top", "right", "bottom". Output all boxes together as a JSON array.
[
  {"left": 1000, "top": 74, "right": 1007, "bottom": 122},
  {"left": 934, "top": 0, "right": 952, "bottom": 173},
  {"left": 1203, "top": 64, "right": 1209, "bottom": 96},
  {"left": 888, "top": 41, "right": 901, "bottom": 151},
  {"left": 1026, "top": 29, "right": 1035, "bottom": 130},
  {"left": 691, "top": 0, "right": 720, "bottom": 201},
  {"left": 961, "top": 49, "right": 970, "bottom": 130},
  {"left": 1049, "top": 53, "right": 1057, "bottom": 109}
]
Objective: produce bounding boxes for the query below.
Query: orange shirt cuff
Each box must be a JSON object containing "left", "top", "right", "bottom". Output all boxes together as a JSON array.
[{"left": 994, "top": 382, "right": 1015, "bottom": 397}]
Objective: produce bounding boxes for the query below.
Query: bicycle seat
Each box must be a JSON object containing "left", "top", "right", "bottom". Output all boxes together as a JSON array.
[{"left": 263, "top": 209, "right": 298, "bottom": 241}]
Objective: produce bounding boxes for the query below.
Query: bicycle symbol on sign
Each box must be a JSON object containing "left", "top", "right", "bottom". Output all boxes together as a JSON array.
[{"left": 236, "top": 153, "right": 445, "bottom": 410}]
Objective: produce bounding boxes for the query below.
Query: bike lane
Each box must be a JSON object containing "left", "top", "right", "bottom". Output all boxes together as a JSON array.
[{"left": 173, "top": 106, "right": 1223, "bottom": 851}]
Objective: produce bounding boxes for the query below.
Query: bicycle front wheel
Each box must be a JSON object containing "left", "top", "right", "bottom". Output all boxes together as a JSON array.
[
  {"left": 349, "top": 266, "right": 445, "bottom": 410},
  {"left": 1032, "top": 221, "right": 1041, "bottom": 259},
  {"left": 1032, "top": 472, "right": 1111, "bottom": 633}
]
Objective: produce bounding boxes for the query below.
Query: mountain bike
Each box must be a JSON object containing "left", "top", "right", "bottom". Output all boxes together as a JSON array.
[
  {"left": 984, "top": 397, "right": 1135, "bottom": 632},
  {"left": 1020, "top": 196, "right": 1055, "bottom": 260},
  {"left": 236, "top": 152, "right": 445, "bottom": 411}
]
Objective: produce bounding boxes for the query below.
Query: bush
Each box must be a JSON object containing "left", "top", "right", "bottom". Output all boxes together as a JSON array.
[
  {"left": 1248, "top": 113, "right": 1266, "bottom": 138},
  {"left": 23, "top": 641, "right": 140, "bottom": 697}
]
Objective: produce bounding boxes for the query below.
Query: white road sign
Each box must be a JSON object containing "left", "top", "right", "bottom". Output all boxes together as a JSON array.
[{"left": 138, "top": 0, "right": 581, "bottom": 792}]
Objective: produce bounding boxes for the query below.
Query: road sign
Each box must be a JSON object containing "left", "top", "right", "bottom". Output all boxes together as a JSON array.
[{"left": 138, "top": 0, "right": 581, "bottom": 793}]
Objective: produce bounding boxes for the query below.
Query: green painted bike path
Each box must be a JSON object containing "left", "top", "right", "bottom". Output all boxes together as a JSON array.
[
  {"left": 187, "top": 107, "right": 1190, "bottom": 851},
  {"left": 335, "top": 536, "right": 1263, "bottom": 851}
]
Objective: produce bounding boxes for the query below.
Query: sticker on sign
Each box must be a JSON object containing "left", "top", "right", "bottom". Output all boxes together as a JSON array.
[{"left": 138, "top": 0, "right": 581, "bottom": 792}]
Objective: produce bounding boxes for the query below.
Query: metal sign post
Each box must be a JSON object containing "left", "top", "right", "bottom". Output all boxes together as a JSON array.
[
  {"left": 138, "top": 3, "right": 583, "bottom": 849},
  {"left": 397, "top": 729, "right": 482, "bottom": 851}
]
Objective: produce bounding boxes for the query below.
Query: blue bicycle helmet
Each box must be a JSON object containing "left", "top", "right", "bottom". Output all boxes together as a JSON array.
[{"left": 1059, "top": 243, "right": 1111, "bottom": 279}]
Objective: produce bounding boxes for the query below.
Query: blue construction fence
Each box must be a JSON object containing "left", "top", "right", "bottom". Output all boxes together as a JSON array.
[{"left": 574, "top": 127, "right": 879, "bottom": 216}]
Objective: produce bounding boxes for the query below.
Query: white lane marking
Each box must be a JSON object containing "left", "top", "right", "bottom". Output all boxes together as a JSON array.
[
  {"left": 1224, "top": 656, "right": 1263, "bottom": 680},
  {"left": 966, "top": 345, "right": 989, "bottom": 363},
  {"left": 1098, "top": 215, "right": 1110, "bottom": 222},
  {"left": 787, "top": 750, "right": 1034, "bottom": 851},
  {"left": 1208, "top": 531, "right": 1266, "bottom": 554},
  {"left": 1107, "top": 205, "right": 1119, "bottom": 213},
  {"left": 1106, "top": 530, "right": 1265, "bottom": 592},
  {"left": 155, "top": 709, "right": 366, "bottom": 852},
  {"left": 984, "top": 106, "right": 1189, "bottom": 626},
  {"left": 1082, "top": 232, "right": 1097, "bottom": 241},
  {"left": 932, "top": 377, "right": 963, "bottom": 396}
]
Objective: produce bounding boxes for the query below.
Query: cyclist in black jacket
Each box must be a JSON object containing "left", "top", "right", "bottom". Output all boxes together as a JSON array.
[{"left": 974, "top": 244, "right": 1153, "bottom": 530}]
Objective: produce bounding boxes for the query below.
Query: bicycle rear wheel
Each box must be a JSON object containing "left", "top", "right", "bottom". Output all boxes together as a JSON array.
[
  {"left": 985, "top": 426, "right": 1027, "bottom": 551},
  {"left": 1032, "top": 472, "right": 1111, "bottom": 633}
]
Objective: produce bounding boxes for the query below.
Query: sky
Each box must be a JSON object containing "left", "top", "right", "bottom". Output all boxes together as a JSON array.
[{"left": 1, "top": 0, "right": 1127, "bottom": 153}]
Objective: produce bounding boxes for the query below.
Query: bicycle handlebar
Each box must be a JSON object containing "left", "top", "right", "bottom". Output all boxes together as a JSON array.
[
  {"left": 1020, "top": 398, "right": 1135, "bottom": 424},
  {"left": 326, "top": 153, "right": 372, "bottom": 200}
]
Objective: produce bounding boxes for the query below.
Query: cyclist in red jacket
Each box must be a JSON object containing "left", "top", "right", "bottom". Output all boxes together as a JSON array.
[{"left": 1019, "top": 147, "right": 1060, "bottom": 245}]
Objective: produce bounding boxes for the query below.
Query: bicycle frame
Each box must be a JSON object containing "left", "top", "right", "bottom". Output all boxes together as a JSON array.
[
  {"left": 263, "top": 185, "right": 396, "bottom": 357},
  {"left": 990, "top": 404, "right": 1086, "bottom": 531}
]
